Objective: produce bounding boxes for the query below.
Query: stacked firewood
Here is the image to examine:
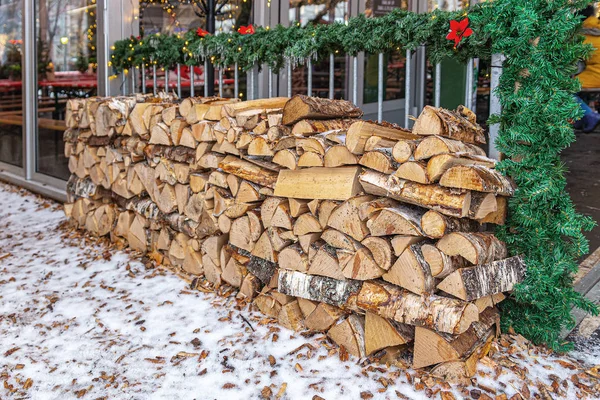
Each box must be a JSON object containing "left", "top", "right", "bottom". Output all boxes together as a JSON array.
[{"left": 63, "top": 94, "right": 525, "bottom": 380}]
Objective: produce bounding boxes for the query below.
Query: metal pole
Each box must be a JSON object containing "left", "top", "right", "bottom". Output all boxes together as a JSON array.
[
  {"left": 488, "top": 53, "right": 504, "bottom": 160},
  {"left": 234, "top": 62, "right": 239, "bottom": 98},
  {"left": 249, "top": 66, "right": 255, "bottom": 100},
  {"left": 141, "top": 65, "right": 146, "bottom": 94},
  {"left": 268, "top": 67, "right": 273, "bottom": 98},
  {"left": 329, "top": 53, "right": 334, "bottom": 99},
  {"left": 218, "top": 67, "right": 223, "bottom": 97},
  {"left": 404, "top": 49, "right": 412, "bottom": 129},
  {"left": 465, "top": 58, "right": 474, "bottom": 109},
  {"left": 190, "top": 67, "right": 195, "bottom": 97},
  {"left": 121, "top": 73, "right": 126, "bottom": 95},
  {"left": 131, "top": 68, "right": 136, "bottom": 94},
  {"left": 287, "top": 60, "right": 292, "bottom": 97},
  {"left": 434, "top": 63, "right": 441, "bottom": 108},
  {"left": 205, "top": 0, "right": 215, "bottom": 95},
  {"left": 176, "top": 64, "right": 182, "bottom": 98},
  {"left": 164, "top": 66, "right": 169, "bottom": 93},
  {"left": 204, "top": 59, "right": 209, "bottom": 97},
  {"left": 152, "top": 64, "right": 157, "bottom": 96},
  {"left": 377, "top": 53, "right": 384, "bottom": 123},
  {"left": 352, "top": 56, "right": 358, "bottom": 105},
  {"left": 307, "top": 58, "right": 312, "bottom": 97}
]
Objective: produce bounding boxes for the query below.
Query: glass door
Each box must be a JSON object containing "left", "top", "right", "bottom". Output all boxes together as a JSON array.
[
  {"left": 0, "top": 0, "right": 24, "bottom": 168},
  {"left": 35, "top": 0, "right": 98, "bottom": 180}
]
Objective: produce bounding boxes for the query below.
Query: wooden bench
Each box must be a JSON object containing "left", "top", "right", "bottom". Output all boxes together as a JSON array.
[{"left": 0, "top": 115, "right": 66, "bottom": 131}]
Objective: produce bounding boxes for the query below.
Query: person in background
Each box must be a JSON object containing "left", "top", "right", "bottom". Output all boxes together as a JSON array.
[{"left": 575, "top": 5, "right": 600, "bottom": 132}]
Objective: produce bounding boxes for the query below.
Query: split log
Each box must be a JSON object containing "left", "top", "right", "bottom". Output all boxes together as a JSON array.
[
  {"left": 261, "top": 197, "right": 287, "bottom": 228},
  {"left": 357, "top": 280, "right": 479, "bottom": 334},
  {"left": 439, "top": 165, "right": 516, "bottom": 196},
  {"left": 279, "top": 243, "right": 309, "bottom": 272},
  {"left": 277, "top": 269, "right": 362, "bottom": 309},
  {"left": 291, "top": 119, "right": 355, "bottom": 137},
  {"left": 436, "top": 232, "right": 507, "bottom": 265},
  {"left": 144, "top": 145, "right": 196, "bottom": 164},
  {"left": 339, "top": 247, "right": 386, "bottom": 280},
  {"left": 238, "top": 273, "right": 262, "bottom": 300},
  {"left": 327, "top": 195, "right": 374, "bottom": 241},
  {"left": 274, "top": 166, "right": 363, "bottom": 201},
  {"left": 304, "top": 303, "right": 345, "bottom": 332},
  {"left": 392, "top": 139, "right": 421, "bottom": 163},
  {"left": 236, "top": 181, "right": 265, "bottom": 203},
  {"left": 473, "top": 292, "right": 506, "bottom": 312},
  {"left": 247, "top": 256, "right": 278, "bottom": 285},
  {"left": 394, "top": 161, "right": 431, "bottom": 184},
  {"left": 412, "top": 307, "right": 499, "bottom": 369},
  {"left": 421, "top": 243, "right": 468, "bottom": 279},
  {"left": 297, "top": 152, "right": 324, "bottom": 167},
  {"left": 229, "top": 216, "right": 256, "bottom": 252},
  {"left": 317, "top": 200, "right": 340, "bottom": 229},
  {"left": 365, "top": 312, "right": 414, "bottom": 355},
  {"left": 358, "top": 169, "right": 471, "bottom": 218},
  {"left": 437, "top": 256, "right": 526, "bottom": 301},
  {"left": 221, "top": 97, "right": 287, "bottom": 118},
  {"left": 248, "top": 135, "right": 275, "bottom": 157},
  {"left": 324, "top": 145, "right": 358, "bottom": 168},
  {"left": 328, "top": 315, "right": 366, "bottom": 358},
  {"left": 321, "top": 229, "right": 361, "bottom": 252},
  {"left": 359, "top": 149, "right": 399, "bottom": 174},
  {"left": 273, "top": 149, "right": 298, "bottom": 170},
  {"left": 383, "top": 243, "right": 435, "bottom": 295},
  {"left": 427, "top": 153, "right": 496, "bottom": 182},
  {"left": 288, "top": 198, "right": 309, "bottom": 218},
  {"left": 282, "top": 95, "right": 363, "bottom": 125},
  {"left": 413, "top": 135, "right": 485, "bottom": 161},
  {"left": 421, "top": 210, "right": 479, "bottom": 239},
  {"left": 278, "top": 301, "right": 305, "bottom": 331},
  {"left": 346, "top": 121, "right": 418, "bottom": 154},
  {"left": 412, "top": 106, "right": 486, "bottom": 145},
  {"left": 476, "top": 195, "right": 507, "bottom": 225},
  {"left": 307, "top": 243, "right": 345, "bottom": 280},
  {"left": 390, "top": 236, "right": 424, "bottom": 257},
  {"left": 361, "top": 236, "right": 393, "bottom": 271},
  {"left": 222, "top": 257, "right": 247, "bottom": 288},
  {"left": 366, "top": 203, "right": 426, "bottom": 237},
  {"left": 254, "top": 293, "right": 282, "bottom": 318},
  {"left": 219, "top": 155, "right": 278, "bottom": 189}
]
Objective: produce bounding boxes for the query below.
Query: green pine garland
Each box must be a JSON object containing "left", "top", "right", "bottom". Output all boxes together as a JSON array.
[{"left": 108, "top": 0, "right": 598, "bottom": 351}]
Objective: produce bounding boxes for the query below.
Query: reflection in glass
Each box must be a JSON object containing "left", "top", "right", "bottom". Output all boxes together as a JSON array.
[
  {"left": 0, "top": 0, "right": 23, "bottom": 167},
  {"left": 35, "top": 0, "right": 97, "bottom": 179},
  {"left": 139, "top": 0, "right": 253, "bottom": 99},
  {"left": 362, "top": 1, "right": 408, "bottom": 104},
  {"left": 289, "top": 0, "right": 349, "bottom": 99}
]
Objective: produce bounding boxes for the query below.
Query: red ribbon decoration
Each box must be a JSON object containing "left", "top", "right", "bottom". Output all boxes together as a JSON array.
[
  {"left": 197, "top": 28, "right": 210, "bottom": 37},
  {"left": 446, "top": 18, "right": 473, "bottom": 48},
  {"left": 238, "top": 25, "right": 255, "bottom": 35}
]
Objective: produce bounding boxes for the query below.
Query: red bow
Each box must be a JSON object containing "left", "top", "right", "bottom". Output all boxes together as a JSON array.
[
  {"left": 238, "top": 25, "right": 255, "bottom": 35},
  {"left": 197, "top": 28, "right": 210, "bottom": 37},
  {"left": 446, "top": 18, "right": 473, "bottom": 48}
]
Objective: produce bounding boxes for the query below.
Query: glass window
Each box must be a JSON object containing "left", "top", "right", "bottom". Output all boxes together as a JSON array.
[
  {"left": 289, "top": 0, "right": 349, "bottom": 99},
  {"left": 0, "top": 0, "right": 23, "bottom": 167},
  {"left": 139, "top": 0, "right": 253, "bottom": 100},
  {"left": 36, "top": 0, "right": 98, "bottom": 180},
  {"left": 363, "top": 0, "right": 409, "bottom": 104}
]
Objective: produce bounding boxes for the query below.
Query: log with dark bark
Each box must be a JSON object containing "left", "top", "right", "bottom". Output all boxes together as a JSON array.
[
  {"left": 291, "top": 119, "right": 355, "bottom": 137},
  {"left": 219, "top": 155, "right": 279, "bottom": 189},
  {"left": 439, "top": 165, "right": 516, "bottom": 196}
]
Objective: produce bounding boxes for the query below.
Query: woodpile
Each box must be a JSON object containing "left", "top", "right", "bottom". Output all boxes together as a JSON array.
[{"left": 64, "top": 95, "right": 525, "bottom": 378}]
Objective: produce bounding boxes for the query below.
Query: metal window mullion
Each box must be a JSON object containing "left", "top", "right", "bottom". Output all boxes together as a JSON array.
[
  {"left": 352, "top": 55, "right": 358, "bottom": 105},
  {"left": 218, "top": 66, "right": 223, "bottom": 97},
  {"left": 307, "top": 58, "right": 312, "bottom": 97},
  {"left": 268, "top": 67, "right": 273, "bottom": 98},
  {"left": 190, "top": 67, "right": 195, "bottom": 97},
  {"left": 287, "top": 60, "right": 292, "bottom": 97},
  {"left": 22, "top": 0, "right": 36, "bottom": 179},
  {"left": 465, "top": 58, "right": 474, "bottom": 109},
  {"left": 377, "top": 53, "right": 384, "bottom": 123},
  {"left": 404, "top": 49, "right": 412, "bottom": 129},
  {"left": 152, "top": 64, "right": 157, "bottom": 96},
  {"left": 234, "top": 62, "right": 239, "bottom": 98},
  {"left": 142, "top": 65, "right": 146, "bottom": 94},
  {"left": 329, "top": 53, "right": 335, "bottom": 100},
  {"left": 164, "top": 66, "right": 169, "bottom": 93},
  {"left": 204, "top": 60, "right": 209, "bottom": 97},
  {"left": 434, "top": 62, "right": 441, "bottom": 107},
  {"left": 177, "top": 64, "right": 182, "bottom": 98}
]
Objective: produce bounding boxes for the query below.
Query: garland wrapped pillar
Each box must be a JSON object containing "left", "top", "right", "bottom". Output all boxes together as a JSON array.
[{"left": 483, "top": 0, "right": 597, "bottom": 350}]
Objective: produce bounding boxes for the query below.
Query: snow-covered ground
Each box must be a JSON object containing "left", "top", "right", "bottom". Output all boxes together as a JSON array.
[{"left": 1, "top": 181, "right": 599, "bottom": 400}]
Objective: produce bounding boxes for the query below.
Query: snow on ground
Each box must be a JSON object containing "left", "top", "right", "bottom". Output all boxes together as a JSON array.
[{"left": 1, "top": 181, "right": 599, "bottom": 400}]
